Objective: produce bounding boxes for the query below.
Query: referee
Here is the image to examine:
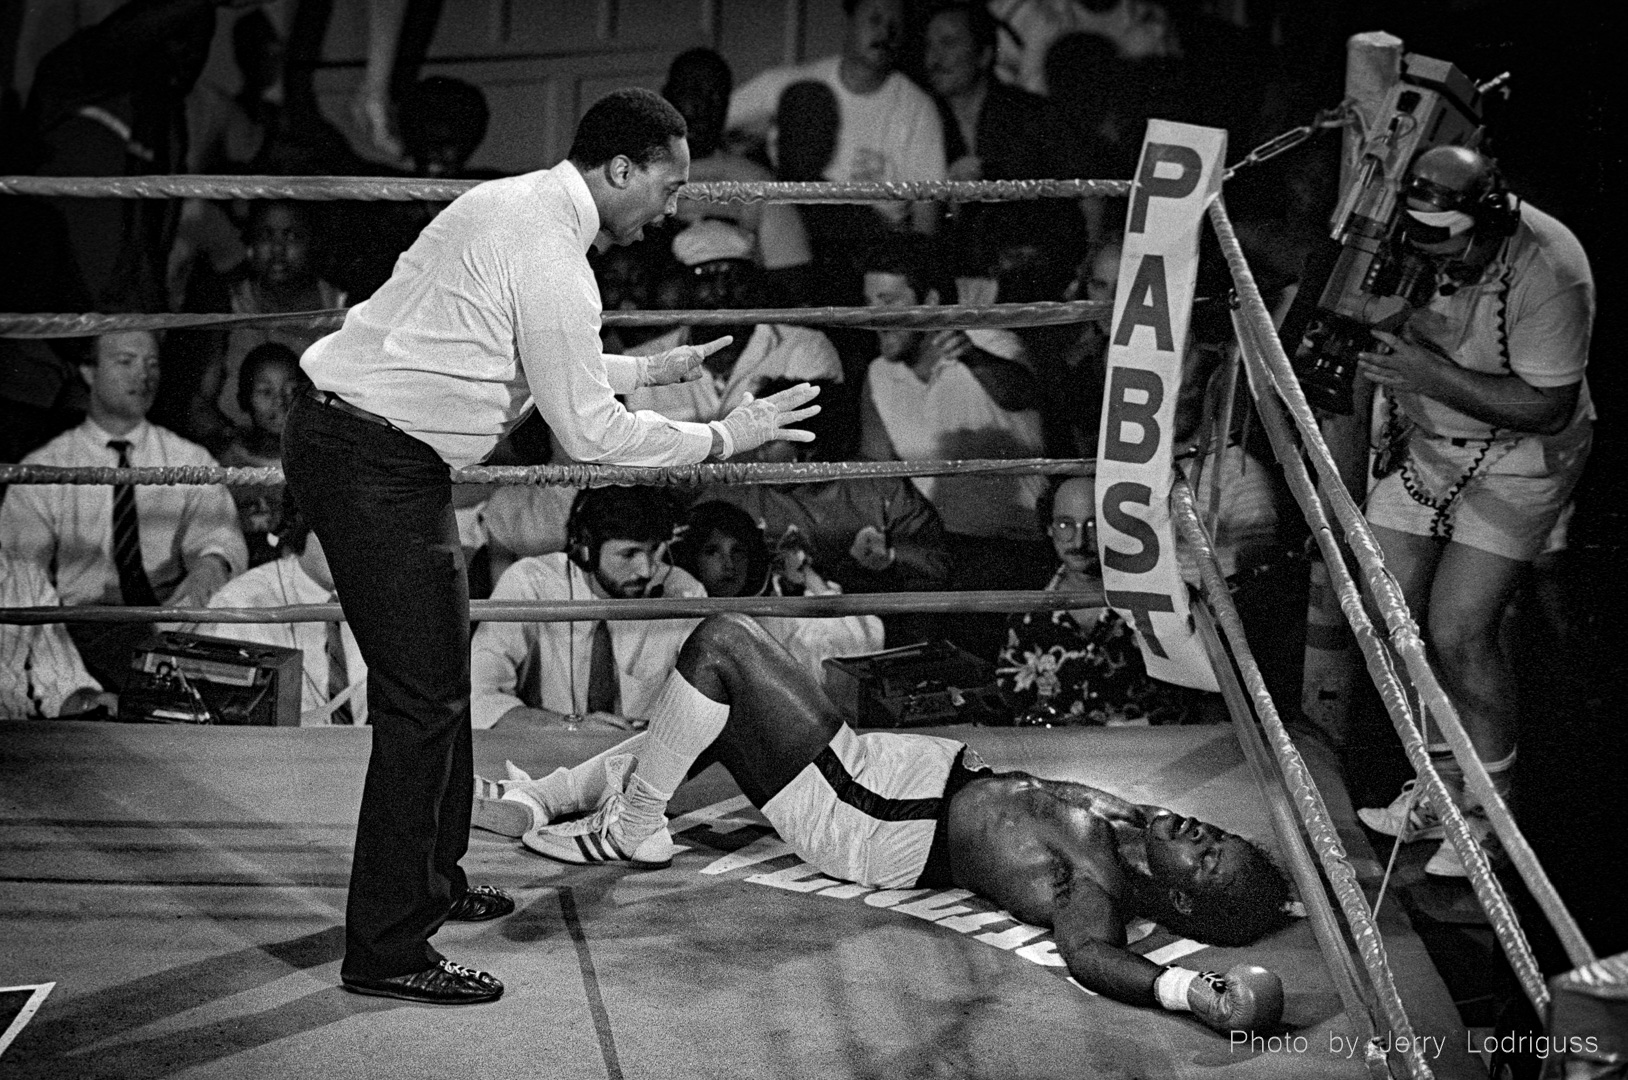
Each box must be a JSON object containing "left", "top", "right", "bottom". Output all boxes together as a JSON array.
[{"left": 283, "top": 88, "right": 819, "bottom": 1004}]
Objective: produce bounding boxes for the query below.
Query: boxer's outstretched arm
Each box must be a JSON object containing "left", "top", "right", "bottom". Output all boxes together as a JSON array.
[
  {"left": 1052, "top": 877, "right": 1161, "bottom": 1007},
  {"left": 1052, "top": 872, "right": 1284, "bottom": 1034}
]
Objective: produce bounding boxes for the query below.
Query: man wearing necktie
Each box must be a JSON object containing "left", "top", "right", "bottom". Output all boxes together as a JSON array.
[
  {"left": 470, "top": 486, "right": 703, "bottom": 734},
  {"left": 0, "top": 330, "right": 246, "bottom": 689}
]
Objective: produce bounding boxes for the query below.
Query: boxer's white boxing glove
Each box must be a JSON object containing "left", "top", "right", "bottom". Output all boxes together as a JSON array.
[
  {"left": 1154, "top": 964, "right": 1284, "bottom": 1034},
  {"left": 708, "top": 383, "right": 821, "bottom": 459}
]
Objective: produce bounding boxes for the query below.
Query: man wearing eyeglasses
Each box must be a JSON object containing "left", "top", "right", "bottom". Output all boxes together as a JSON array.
[{"left": 996, "top": 475, "right": 1211, "bottom": 726}]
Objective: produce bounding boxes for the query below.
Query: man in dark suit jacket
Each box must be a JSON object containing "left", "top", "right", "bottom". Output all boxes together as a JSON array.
[{"left": 922, "top": 1, "right": 1089, "bottom": 279}]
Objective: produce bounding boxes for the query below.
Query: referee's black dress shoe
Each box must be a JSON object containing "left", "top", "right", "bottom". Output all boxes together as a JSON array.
[
  {"left": 342, "top": 959, "right": 504, "bottom": 1004},
  {"left": 446, "top": 884, "right": 515, "bottom": 922}
]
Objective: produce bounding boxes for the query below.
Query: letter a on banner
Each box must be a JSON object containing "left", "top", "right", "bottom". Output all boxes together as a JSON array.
[{"left": 1094, "top": 121, "right": 1226, "bottom": 690}]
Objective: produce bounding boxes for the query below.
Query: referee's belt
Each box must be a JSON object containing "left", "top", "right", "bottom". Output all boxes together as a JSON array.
[{"left": 304, "top": 387, "right": 400, "bottom": 431}]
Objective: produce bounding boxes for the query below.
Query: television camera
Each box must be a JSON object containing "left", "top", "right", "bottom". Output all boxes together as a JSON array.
[{"left": 1283, "top": 54, "right": 1505, "bottom": 415}]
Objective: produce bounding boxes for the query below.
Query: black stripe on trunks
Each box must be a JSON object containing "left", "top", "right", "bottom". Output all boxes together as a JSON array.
[{"left": 812, "top": 745, "right": 941, "bottom": 821}]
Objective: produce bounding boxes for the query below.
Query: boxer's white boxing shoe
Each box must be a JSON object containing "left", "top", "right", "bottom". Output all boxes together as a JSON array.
[
  {"left": 522, "top": 786, "right": 683, "bottom": 869},
  {"left": 472, "top": 772, "right": 535, "bottom": 837}
]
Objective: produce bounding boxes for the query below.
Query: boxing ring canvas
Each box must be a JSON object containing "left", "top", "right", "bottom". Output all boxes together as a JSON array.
[{"left": 0, "top": 719, "right": 1486, "bottom": 1079}]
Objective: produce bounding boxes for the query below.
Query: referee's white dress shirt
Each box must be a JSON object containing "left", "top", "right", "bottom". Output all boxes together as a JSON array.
[
  {"left": 0, "top": 418, "right": 247, "bottom": 606},
  {"left": 300, "top": 159, "right": 715, "bottom": 469}
]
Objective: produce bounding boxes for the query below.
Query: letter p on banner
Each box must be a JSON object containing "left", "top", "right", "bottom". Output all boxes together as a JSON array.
[{"left": 1095, "top": 121, "right": 1226, "bottom": 691}]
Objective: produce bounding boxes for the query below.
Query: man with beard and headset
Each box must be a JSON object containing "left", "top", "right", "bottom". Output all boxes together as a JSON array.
[
  {"left": 470, "top": 485, "right": 704, "bottom": 734},
  {"left": 476, "top": 613, "right": 1293, "bottom": 1035}
]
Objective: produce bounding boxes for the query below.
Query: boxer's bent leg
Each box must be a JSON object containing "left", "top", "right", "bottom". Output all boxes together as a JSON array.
[
  {"left": 679, "top": 614, "right": 846, "bottom": 807},
  {"left": 283, "top": 397, "right": 472, "bottom": 980}
]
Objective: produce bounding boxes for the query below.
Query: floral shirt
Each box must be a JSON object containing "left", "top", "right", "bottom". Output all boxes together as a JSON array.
[{"left": 996, "top": 572, "right": 1198, "bottom": 726}]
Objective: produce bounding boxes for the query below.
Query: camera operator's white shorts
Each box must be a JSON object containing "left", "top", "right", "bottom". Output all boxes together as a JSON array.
[
  {"left": 761, "top": 725, "right": 970, "bottom": 890},
  {"left": 1366, "top": 424, "right": 1591, "bottom": 561}
]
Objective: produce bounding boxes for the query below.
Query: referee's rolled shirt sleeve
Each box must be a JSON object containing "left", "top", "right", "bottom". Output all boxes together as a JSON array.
[{"left": 511, "top": 252, "right": 712, "bottom": 468}]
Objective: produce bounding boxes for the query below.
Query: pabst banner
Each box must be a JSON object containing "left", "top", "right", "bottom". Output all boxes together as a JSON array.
[{"left": 1095, "top": 120, "right": 1225, "bottom": 691}]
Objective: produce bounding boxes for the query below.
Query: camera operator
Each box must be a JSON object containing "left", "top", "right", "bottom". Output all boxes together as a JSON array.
[{"left": 1355, "top": 145, "right": 1594, "bottom": 878}]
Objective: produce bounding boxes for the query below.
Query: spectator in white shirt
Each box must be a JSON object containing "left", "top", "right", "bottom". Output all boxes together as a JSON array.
[
  {"left": 855, "top": 234, "right": 1052, "bottom": 657},
  {"left": 727, "top": 0, "right": 946, "bottom": 234},
  {"left": 471, "top": 486, "right": 702, "bottom": 732},
  {"left": 0, "top": 329, "right": 247, "bottom": 690},
  {"left": 280, "top": 89, "right": 821, "bottom": 1002},
  {"left": 199, "top": 498, "right": 367, "bottom": 725},
  {"left": 856, "top": 235, "right": 1047, "bottom": 544},
  {"left": 624, "top": 221, "right": 843, "bottom": 424},
  {"left": 0, "top": 553, "right": 113, "bottom": 720}
]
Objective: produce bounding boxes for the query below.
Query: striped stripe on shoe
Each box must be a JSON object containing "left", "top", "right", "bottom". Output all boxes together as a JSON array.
[{"left": 521, "top": 794, "right": 682, "bottom": 869}]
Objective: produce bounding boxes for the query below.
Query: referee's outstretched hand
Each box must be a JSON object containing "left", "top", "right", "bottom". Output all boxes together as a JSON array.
[
  {"left": 641, "top": 335, "right": 735, "bottom": 386},
  {"left": 711, "top": 382, "right": 822, "bottom": 458}
]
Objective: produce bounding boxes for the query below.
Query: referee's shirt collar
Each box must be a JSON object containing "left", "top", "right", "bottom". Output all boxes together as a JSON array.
[{"left": 560, "top": 160, "right": 601, "bottom": 253}]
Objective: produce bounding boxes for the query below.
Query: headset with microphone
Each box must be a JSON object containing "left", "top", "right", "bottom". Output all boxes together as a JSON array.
[{"left": 564, "top": 486, "right": 681, "bottom": 591}]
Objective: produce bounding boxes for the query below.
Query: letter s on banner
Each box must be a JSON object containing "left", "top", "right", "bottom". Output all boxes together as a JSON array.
[{"left": 1094, "top": 121, "right": 1226, "bottom": 691}]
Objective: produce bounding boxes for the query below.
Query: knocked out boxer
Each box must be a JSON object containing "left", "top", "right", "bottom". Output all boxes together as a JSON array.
[{"left": 478, "top": 613, "right": 1292, "bottom": 1034}]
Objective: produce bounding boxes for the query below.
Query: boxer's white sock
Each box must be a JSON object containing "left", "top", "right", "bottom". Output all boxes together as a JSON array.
[
  {"left": 616, "top": 670, "right": 729, "bottom": 842},
  {"left": 1471, "top": 747, "right": 1517, "bottom": 811},
  {"left": 506, "top": 733, "right": 648, "bottom": 822},
  {"left": 1425, "top": 742, "right": 1463, "bottom": 803}
]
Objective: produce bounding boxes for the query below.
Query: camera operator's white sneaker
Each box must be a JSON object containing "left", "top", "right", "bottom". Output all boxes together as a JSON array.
[
  {"left": 1357, "top": 780, "right": 1446, "bottom": 842},
  {"left": 1425, "top": 814, "right": 1496, "bottom": 878}
]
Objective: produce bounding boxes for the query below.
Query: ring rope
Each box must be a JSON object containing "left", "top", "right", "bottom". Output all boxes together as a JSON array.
[
  {"left": 1213, "top": 193, "right": 1595, "bottom": 975},
  {"left": 1175, "top": 480, "right": 1432, "bottom": 1080},
  {"left": 0, "top": 587, "right": 1105, "bottom": 627},
  {"left": 0, "top": 174, "right": 1131, "bottom": 203},
  {"left": 0, "top": 457, "right": 1095, "bottom": 489},
  {"left": 1183, "top": 496, "right": 1393, "bottom": 1079},
  {"left": 0, "top": 300, "right": 1111, "bottom": 340},
  {"left": 1232, "top": 297, "right": 1550, "bottom": 1014},
  {"left": 1222, "top": 224, "right": 1557, "bottom": 1011}
]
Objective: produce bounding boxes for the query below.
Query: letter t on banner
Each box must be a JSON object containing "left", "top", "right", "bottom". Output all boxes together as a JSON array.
[{"left": 1094, "top": 121, "right": 1226, "bottom": 691}]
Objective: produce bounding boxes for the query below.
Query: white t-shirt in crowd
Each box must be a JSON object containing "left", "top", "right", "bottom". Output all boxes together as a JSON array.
[
  {"left": 865, "top": 337, "right": 1047, "bottom": 541},
  {"left": 728, "top": 55, "right": 946, "bottom": 223}
]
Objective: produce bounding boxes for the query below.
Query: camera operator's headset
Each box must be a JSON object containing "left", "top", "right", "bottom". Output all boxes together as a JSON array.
[{"left": 1403, "top": 145, "right": 1521, "bottom": 244}]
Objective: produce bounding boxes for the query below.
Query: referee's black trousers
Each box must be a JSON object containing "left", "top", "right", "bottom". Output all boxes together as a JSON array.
[{"left": 283, "top": 394, "right": 473, "bottom": 980}]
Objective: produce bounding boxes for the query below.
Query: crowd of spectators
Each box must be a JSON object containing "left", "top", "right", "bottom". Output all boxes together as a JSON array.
[{"left": 0, "top": 0, "right": 1593, "bottom": 779}]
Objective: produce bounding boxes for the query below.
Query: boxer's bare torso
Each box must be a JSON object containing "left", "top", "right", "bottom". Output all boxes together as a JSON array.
[{"left": 947, "top": 773, "right": 1153, "bottom": 932}]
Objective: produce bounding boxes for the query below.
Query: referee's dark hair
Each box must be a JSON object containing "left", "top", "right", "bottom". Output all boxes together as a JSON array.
[{"left": 569, "top": 88, "right": 688, "bottom": 170}]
